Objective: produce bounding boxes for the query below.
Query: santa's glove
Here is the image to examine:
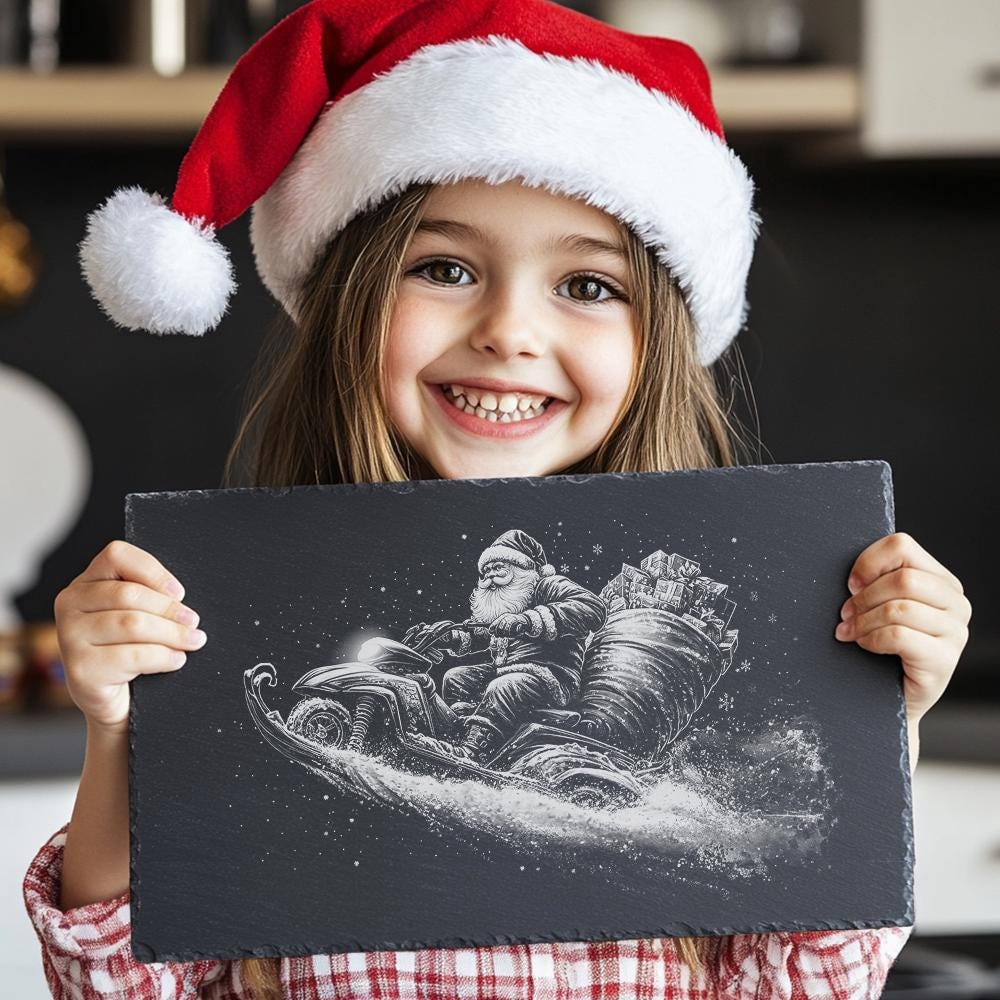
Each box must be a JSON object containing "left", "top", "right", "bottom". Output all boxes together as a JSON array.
[
  {"left": 489, "top": 612, "right": 531, "bottom": 637},
  {"left": 403, "top": 620, "right": 454, "bottom": 648},
  {"left": 443, "top": 628, "right": 473, "bottom": 656}
]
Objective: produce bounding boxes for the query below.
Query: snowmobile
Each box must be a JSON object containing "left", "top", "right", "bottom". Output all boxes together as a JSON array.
[{"left": 244, "top": 605, "right": 737, "bottom": 810}]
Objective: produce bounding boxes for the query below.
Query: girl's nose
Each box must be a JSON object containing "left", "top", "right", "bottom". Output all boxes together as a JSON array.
[{"left": 467, "top": 303, "right": 547, "bottom": 360}]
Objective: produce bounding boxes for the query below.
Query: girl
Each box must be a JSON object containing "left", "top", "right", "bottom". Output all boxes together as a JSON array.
[{"left": 25, "top": 2, "right": 971, "bottom": 998}]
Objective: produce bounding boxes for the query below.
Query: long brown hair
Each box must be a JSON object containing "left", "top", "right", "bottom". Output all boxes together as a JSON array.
[{"left": 227, "top": 180, "right": 763, "bottom": 997}]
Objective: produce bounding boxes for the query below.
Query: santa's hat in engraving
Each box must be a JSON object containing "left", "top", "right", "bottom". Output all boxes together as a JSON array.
[
  {"left": 78, "top": 0, "right": 761, "bottom": 366},
  {"left": 479, "top": 530, "right": 555, "bottom": 578}
]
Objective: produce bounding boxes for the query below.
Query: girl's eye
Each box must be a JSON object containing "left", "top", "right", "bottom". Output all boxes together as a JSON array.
[
  {"left": 408, "top": 258, "right": 473, "bottom": 286},
  {"left": 408, "top": 258, "right": 627, "bottom": 306},
  {"left": 556, "top": 273, "right": 627, "bottom": 307}
]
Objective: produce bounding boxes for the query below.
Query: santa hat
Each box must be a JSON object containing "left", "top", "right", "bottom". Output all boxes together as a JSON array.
[
  {"left": 78, "top": 0, "right": 760, "bottom": 366},
  {"left": 479, "top": 529, "right": 555, "bottom": 577}
]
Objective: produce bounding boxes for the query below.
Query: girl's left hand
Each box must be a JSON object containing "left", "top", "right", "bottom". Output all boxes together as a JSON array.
[{"left": 836, "top": 531, "right": 972, "bottom": 723}]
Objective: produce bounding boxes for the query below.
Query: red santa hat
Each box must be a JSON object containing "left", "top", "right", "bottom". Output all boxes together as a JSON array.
[
  {"left": 479, "top": 529, "right": 555, "bottom": 577},
  {"left": 78, "top": 0, "right": 760, "bottom": 366}
]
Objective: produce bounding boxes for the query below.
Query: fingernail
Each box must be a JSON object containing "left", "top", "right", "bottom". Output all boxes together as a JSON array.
[
  {"left": 165, "top": 578, "right": 185, "bottom": 599},
  {"left": 175, "top": 605, "right": 200, "bottom": 627},
  {"left": 188, "top": 628, "right": 207, "bottom": 647},
  {"left": 840, "top": 600, "right": 855, "bottom": 621},
  {"left": 835, "top": 620, "right": 854, "bottom": 639},
  {"left": 171, "top": 650, "right": 187, "bottom": 667},
  {"left": 847, "top": 573, "right": 862, "bottom": 594}
]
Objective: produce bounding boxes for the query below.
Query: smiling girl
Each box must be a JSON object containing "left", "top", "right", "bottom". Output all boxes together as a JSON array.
[
  {"left": 385, "top": 179, "right": 640, "bottom": 478},
  {"left": 25, "top": 2, "right": 970, "bottom": 998}
]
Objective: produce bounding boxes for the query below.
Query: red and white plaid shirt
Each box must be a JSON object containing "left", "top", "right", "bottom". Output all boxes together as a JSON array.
[{"left": 24, "top": 823, "right": 912, "bottom": 999}]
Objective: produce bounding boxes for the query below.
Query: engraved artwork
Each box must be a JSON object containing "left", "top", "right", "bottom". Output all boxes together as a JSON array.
[{"left": 245, "top": 527, "right": 833, "bottom": 887}]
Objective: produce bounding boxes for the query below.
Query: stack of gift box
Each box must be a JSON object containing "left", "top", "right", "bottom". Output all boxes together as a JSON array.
[{"left": 600, "top": 550, "right": 739, "bottom": 663}]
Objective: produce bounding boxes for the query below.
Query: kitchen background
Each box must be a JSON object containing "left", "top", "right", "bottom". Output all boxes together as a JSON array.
[{"left": 1, "top": 1, "right": 997, "bottom": 996}]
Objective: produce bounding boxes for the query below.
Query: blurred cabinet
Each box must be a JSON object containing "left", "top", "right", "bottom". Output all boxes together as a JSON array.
[
  {"left": 912, "top": 762, "right": 1000, "bottom": 934},
  {"left": 862, "top": 0, "right": 1000, "bottom": 156}
]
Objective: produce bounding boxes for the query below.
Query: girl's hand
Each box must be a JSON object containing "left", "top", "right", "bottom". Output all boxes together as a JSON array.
[
  {"left": 54, "top": 540, "right": 207, "bottom": 735},
  {"left": 835, "top": 531, "right": 971, "bottom": 723}
]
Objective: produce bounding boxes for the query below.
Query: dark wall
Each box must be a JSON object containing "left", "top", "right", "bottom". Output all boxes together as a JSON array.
[
  {"left": 2, "top": 143, "right": 270, "bottom": 629},
  {"left": 2, "top": 140, "right": 994, "bottom": 696},
  {"left": 734, "top": 142, "right": 997, "bottom": 696}
]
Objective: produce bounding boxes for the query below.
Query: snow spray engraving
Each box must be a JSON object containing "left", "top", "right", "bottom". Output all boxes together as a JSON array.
[{"left": 245, "top": 531, "right": 835, "bottom": 887}]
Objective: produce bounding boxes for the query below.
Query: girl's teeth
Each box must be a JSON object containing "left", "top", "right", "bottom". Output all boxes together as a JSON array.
[{"left": 444, "top": 384, "right": 549, "bottom": 423}]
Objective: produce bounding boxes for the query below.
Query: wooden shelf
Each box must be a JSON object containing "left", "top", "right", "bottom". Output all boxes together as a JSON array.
[
  {"left": 0, "top": 64, "right": 861, "bottom": 139},
  {"left": 714, "top": 64, "right": 860, "bottom": 132},
  {"left": 0, "top": 67, "right": 230, "bottom": 139}
]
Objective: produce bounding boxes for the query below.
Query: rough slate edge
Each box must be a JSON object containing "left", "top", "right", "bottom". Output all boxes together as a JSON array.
[{"left": 122, "top": 458, "right": 916, "bottom": 963}]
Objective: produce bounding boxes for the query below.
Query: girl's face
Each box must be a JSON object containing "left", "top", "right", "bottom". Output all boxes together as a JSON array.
[{"left": 384, "top": 178, "right": 637, "bottom": 480}]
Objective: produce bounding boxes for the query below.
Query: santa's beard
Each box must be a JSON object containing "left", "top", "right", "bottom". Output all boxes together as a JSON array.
[{"left": 469, "top": 567, "right": 539, "bottom": 622}]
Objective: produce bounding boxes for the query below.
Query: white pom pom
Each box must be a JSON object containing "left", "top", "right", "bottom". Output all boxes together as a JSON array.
[{"left": 78, "top": 186, "right": 236, "bottom": 335}]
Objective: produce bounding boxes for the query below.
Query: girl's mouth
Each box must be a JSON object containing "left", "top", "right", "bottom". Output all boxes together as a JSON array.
[{"left": 426, "top": 382, "right": 566, "bottom": 438}]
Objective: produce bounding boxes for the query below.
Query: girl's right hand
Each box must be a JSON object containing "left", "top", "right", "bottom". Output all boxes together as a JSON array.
[{"left": 54, "top": 540, "right": 207, "bottom": 735}]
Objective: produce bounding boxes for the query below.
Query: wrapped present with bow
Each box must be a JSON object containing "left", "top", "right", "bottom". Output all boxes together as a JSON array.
[
  {"left": 640, "top": 549, "right": 668, "bottom": 577},
  {"left": 717, "top": 597, "right": 737, "bottom": 629},
  {"left": 720, "top": 629, "right": 739, "bottom": 658},
  {"left": 600, "top": 562, "right": 650, "bottom": 604},
  {"left": 640, "top": 549, "right": 701, "bottom": 581},
  {"left": 687, "top": 604, "right": 727, "bottom": 643},
  {"left": 691, "top": 576, "right": 728, "bottom": 611},
  {"left": 663, "top": 552, "right": 701, "bottom": 582},
  {"left": 654, "top": 576, "right": 694, "bottom": 612}
]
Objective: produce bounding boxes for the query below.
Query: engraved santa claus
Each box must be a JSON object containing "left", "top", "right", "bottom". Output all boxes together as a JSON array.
[{"left": 433, "top": 528, "right": 607, "bottom": 761}]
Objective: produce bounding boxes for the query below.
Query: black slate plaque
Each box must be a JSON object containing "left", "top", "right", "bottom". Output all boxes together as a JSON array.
[{"left": 124, "top": 460, "right": 913, "bottom": 963}]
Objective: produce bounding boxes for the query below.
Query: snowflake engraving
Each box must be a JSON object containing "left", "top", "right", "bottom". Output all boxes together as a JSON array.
[
  {"left": 768, "top": 612, "right": 777, "bottom": 624},
  {"left": 750, "top": 590, "right": 759, "bottom": 601},
  {"left": 736, "top": 658, "right": 751, "bottom": 672},
  {"left": 559, "top": 563, "right": 570, "bottom": 573},
  {"left": 718, "top": 693, "right": 735, "bottom": 712},
  {"left": 592, "top": 543, "right": 603, "bottom": 554}
]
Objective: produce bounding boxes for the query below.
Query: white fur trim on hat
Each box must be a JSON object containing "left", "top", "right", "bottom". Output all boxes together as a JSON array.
[
  {"left": 478, "top": 545, "right": 538, "bottom": 573},
  {"left": 79, "top": 186, "right": 236, "bottom": 335},
  {"left": 250, "top": 35, "right": 760, "bottom": 365}
]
